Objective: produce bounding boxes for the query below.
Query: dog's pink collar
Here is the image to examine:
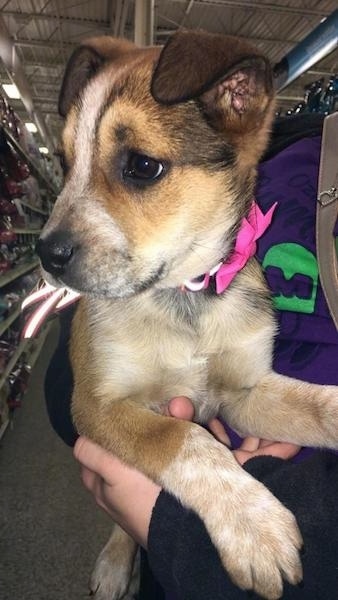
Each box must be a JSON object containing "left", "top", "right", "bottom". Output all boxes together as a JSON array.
[{"left": 183, "top": 200, "right": 277, "bottom": 294}]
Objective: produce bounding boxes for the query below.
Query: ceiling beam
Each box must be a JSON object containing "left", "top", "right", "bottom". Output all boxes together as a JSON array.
[
  {"left": 134, "top": 0, "right": 154, "bottom": 46},
  {"left": 27, "top": 76, "right": 60, "bottom": 85},
  {"left": 32, "top": 96, "right": 58, "bottom": 104},
  {"left": 155, "top": 28, "right": 298, "bottom": 46},
  {"left": 110, "top": 0, "right": 130, "bottom": 37},
  {"left": 3, "top": 10, "right": 111, "bottom": 29},
  {"left": 113, "top": 0, "right": 123, "bottom": 36},
  {"left": 19, "top": 61, "right": 64, "bottom": 69},
  {"left": 14, "top": 38, "right": 75, "bottom": 49},
  {"left": 3, "top": 2, "right": 331, "bottom": 21},
  {"left": 13, "top": 31, "right": 301, "bottom": 52},
  {"left": 169, "top": 0, "right": 331, "bottom": 18},
  {"left": 119, "top": 0, "right": 130, "bottom": 38}
]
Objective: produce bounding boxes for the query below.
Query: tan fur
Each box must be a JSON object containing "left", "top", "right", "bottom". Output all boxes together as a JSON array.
[
  {"left": 38, "top": 31, "right": 338, "bottom": 600},
  {"left": 90, "top": 521, "right": 139, "bottom": 599}
]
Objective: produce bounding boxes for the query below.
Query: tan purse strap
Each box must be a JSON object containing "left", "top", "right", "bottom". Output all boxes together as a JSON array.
[{"left": 316, "top": 111, "right": 338, "bottom": 331}]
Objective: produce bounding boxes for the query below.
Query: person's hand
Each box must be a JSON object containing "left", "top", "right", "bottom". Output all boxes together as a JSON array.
[
  {"left": 74, "top": 396, "right": 301, "bottom": 547},
  {"left": 165, "top": 397, "right": 301, "bottom": 465},
  {"left": 74, "top": 435, "right": 161, "bottom": 548},
  {"left": 233, "top": 436, "right": 301, "bottom": 466},
  {"left": 73, "top": 396, "right": 200, "bottom": 548}
]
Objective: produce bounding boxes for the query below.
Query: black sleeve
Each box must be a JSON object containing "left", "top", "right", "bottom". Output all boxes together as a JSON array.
[
  {"left": 44, "top": 306, "right": 78, "bottom": 447},
  {"left": 147, "top": 451, "right": 338, "bottom": 600}
]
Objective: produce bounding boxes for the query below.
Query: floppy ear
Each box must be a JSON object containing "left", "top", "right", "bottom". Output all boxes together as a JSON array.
[
  {"left": 151, "top": 29, "right": 273, "bottom": 132},
  {"left": 58, "top": 37, "right": 137, "bottom": 117}
]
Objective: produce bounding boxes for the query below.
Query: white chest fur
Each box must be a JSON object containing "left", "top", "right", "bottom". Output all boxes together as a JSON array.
[{"left": 83, "top": 277, "right": 275, "bottom": 422}]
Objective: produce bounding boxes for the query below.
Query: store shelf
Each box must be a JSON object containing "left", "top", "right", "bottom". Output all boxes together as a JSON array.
[
  {"left": 0, "top": 338, "right": 30, "bottom": 393},
  {"left": 27, "top": 323, "right": 51, "bottom": 369},
  {"left": 0, "top": 118, "right": 56, "bottom": 445},
  {"left": 0, "top": 322, "right": 51, "bottom": 440},
  {"left": 0, "top": 259, "right": 39, "bottom": 288},
  {"left": 0, "top": 305, "right": 21, "bottom": 337},
  {"left": 3, "top": 127, "right": 59, "bottom": 195},
  {"left": 20, "top": 200, "right": 49, "bottom": 216},
  {"left": 12, "top": 228, "right": 42, "bottom": 235}
]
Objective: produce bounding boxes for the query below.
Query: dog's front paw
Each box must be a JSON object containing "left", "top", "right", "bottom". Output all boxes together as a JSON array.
[
  {"left": 165, "top": 434, "right": 303, "bottom": 600},
  {"left": 90, "top": 549, "right": 139, "bottom": 600},
  {"left": 90, "top": 529, "right": 138, "bottom": 600},
  {"left": 206, "top": 477, "right": 303, "bottom": 599}
]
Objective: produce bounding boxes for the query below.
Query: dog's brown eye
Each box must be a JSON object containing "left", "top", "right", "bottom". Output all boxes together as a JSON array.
[{"left": 123, "top": 153, "right": 164, "bottom": 184}]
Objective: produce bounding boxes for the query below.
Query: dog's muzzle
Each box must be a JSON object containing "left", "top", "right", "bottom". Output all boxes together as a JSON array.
[{"left": 36, "top": 231, "right": 75, "bottom": 278}]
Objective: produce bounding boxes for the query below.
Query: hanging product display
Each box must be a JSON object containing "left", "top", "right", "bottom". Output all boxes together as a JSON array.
[
  {"left": 0, "top": 88, "right": 56, "bottom": 440},
  {"left": 282, "top": 73, "right": 338, "bottom": 116}
]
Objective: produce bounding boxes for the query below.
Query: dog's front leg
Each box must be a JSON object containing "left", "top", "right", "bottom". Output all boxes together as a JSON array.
[
  {"left": 73, "top": 395, "right": 303, "bottom": 600},
  {"left": 90, "top": 525, "right": 139, "bottom": 600},
  {"left": 221, "top": 371, "right": 338, "bottom": 448}
]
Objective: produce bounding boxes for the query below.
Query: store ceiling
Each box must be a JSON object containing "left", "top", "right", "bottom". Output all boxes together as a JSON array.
[{"left": 0, "top": 0, "right": 337, "bottom": 150}]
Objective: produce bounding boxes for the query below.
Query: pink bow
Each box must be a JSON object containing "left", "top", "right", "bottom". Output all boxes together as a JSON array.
[{"left": 215, "top": 201, "right": 277, "bottom": 294}]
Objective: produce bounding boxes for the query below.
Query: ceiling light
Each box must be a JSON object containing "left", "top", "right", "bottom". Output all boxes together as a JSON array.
[
  {"left": 39, "top": 146, "right": 49, "bottom": 155},
  {"left": 2, "top": 83, "right": 21, "bottom": 99},
  {"left": 25, "top": 122, "right": 38, "bottom": 133}
]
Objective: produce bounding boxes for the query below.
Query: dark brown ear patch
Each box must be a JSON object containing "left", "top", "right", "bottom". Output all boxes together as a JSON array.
[
  {"left": 58, "top": 46, "right": 104, "bottom": 117},
  {"left": 151, "top": 29, "right": 272, "bottom": 107}
]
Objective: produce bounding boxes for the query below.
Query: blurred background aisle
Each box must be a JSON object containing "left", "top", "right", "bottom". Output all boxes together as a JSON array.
[{"left": 0, "top": 323, "right": 112, "bottom": 600}]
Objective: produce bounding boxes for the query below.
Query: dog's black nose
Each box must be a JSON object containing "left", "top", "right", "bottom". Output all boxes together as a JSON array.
[{"left": 36, "top": 232, "right": 74, "bottom": 276}]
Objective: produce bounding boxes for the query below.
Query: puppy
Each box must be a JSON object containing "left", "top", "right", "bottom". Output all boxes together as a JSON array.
[{"left": 36, "top": 29, "right": 338, "bottom": 600}]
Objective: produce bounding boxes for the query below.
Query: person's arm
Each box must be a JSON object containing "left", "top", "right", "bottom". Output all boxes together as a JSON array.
[{"left": 74, "top": 398, "right": 338, "bottom": 600}]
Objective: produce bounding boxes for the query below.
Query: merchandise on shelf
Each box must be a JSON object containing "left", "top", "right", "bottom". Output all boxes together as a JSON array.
[
  {"left": 0, "top": 92, "right": 21, "bottom": 143},
  {"left": 7, "top": 360, "right": 31, "bottom": 411},
  {"left": 21, "top": 176, "right": 43, "bottom": 210},
  {"left": 0, "top": 89, "right": 56, "bottom": 438},
  {"left": 280, "top": 74, "right": 338, "bottom": 117}
]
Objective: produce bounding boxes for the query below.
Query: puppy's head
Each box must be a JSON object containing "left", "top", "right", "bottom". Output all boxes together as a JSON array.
[{"left": 37, "top": 29, "right": 274, "bottom": 298}]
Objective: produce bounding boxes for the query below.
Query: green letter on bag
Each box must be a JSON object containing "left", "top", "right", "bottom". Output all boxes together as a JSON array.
[{"left": 262, "top": 243, "right": 319, "bottom": 314}]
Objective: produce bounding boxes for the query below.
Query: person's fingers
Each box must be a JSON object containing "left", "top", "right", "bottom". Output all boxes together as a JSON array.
[
  {"left": 258, "top": 439, "right": 274, "bottom": 448},
  {"left": 208, "top": 418, "right": 231, "bottom": 446},
  {"left": 74, "top": 436, "right": 105, "bottom": 472},
  {"left": 74, "top": 436, "right": 127, "bottom": 484},
  {"left": 79, "top": 466, "right": 117, "bottom": 516},
  {"left": 167, "top": 398, "right": 231, "bottom": 446},
  {"left": 236, "top": 442, "right": 301, "bottom": 465},
  {"left": 254, "top": 438, "right": 301, "bottom": 458},
  {"left": 239, "top": 436, "right": 261, "bottom": 452},
  {"left": 166, "top": 396, "right": 195, "bottom": 420},
  {"left": 257, "top": 442, "right": 301, "bottom": 460},
  {"left": 232, "top": 449, "right": 253, "bottom": 466},
  {"left": 79, "top": 465, "right": 98, "bottom": 491}
]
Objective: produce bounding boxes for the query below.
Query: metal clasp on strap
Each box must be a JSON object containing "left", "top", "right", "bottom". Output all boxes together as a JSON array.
[{"left": 317, "top": 186, "right": 338, "bottom": 206}]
